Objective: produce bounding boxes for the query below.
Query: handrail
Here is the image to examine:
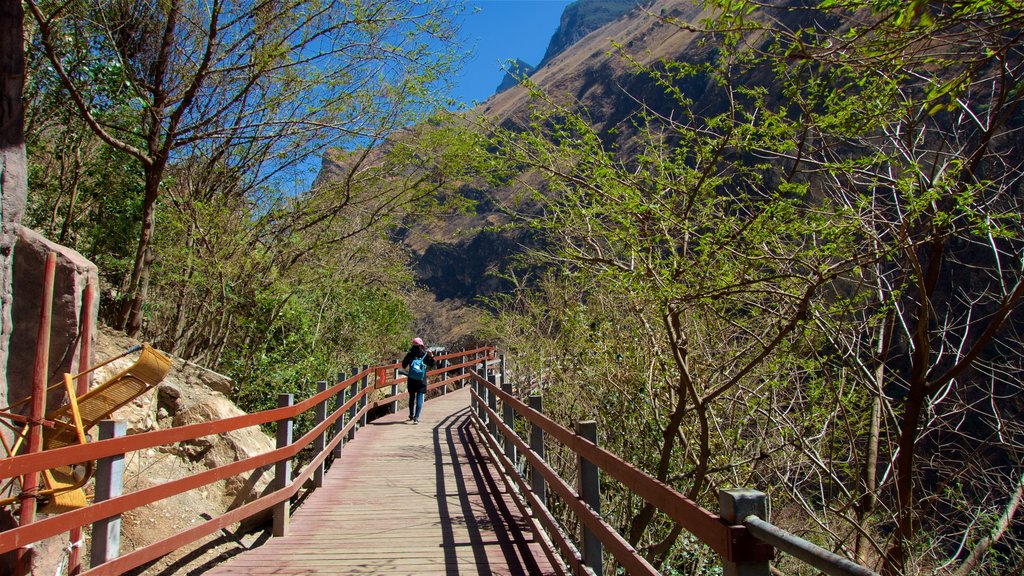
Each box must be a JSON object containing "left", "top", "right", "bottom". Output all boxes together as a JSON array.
[
  {"left": 743, "top": 516, "right": 878, "bottom": 576},
  {"left": 470, "top": 386, "right": 655, "bottom": 575},
  {"left": 467, "top": 370, "right": 766, "bottom": 562},
  {"left": 0, "top": 346, "right": 495, "bottom": 574},
  {"left": 0, "top": 347, "right": 494, "bottom": 479},
  {"left": 469, "top": 368, "right": 880, "bottom": 576}
]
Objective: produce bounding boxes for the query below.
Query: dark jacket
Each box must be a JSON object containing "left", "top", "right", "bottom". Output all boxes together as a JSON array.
[{"left": 402, "top": 344, "right": 436, "bottom": 391}]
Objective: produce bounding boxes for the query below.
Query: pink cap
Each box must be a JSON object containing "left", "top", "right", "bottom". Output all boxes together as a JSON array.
[{"left": 412, "top": 337, "right": 424, "bottom": 346}]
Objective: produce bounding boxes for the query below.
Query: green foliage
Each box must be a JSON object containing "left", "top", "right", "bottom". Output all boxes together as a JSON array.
[{"left": 483, "top": 1, "right": 1024, "bottom": 573}]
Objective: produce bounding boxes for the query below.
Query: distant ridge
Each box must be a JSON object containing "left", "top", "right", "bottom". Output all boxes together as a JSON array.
[{"left": 495, "top": 59, "right": 536, "bottom": 94}]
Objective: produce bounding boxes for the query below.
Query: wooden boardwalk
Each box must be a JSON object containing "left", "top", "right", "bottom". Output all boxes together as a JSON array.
[{"left": 207, "top": 387, "right": 557, "bottom": 575}]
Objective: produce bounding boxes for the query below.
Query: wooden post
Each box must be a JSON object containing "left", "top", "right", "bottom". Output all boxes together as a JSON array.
[
  {"left": 273, "top": 394, "right": 294, "bottom": 537},
  {"left": 719, "top": 489, "right": 771, "bottom": 576},
  {"left": 577, "top": 420, "right": 602, "bottom": 576},
  {"left": 487, "top": 374, "right": 498, "bottom": 439},
  {"left": 347, "top": 368, "right": 358, "bottom": 441},
  {"left": 501, "top": 382, "right": 516, "bottom": 463},
  {"left": 529, "top": 395, "right": 547, "bottom": 506},
  {"left": 313, "top": 381, "right": 327, "bottom": 488},
  {"left": 332, "top": 371, "right": 345, "bottom": 458},
  {"left": 90, "top": 420, "right": 126, "bottom": 567}
]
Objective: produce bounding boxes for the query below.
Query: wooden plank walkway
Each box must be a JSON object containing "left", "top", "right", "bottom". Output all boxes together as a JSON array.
[{"left": 207, "top": 387, "right": 558, "bottom": 575}]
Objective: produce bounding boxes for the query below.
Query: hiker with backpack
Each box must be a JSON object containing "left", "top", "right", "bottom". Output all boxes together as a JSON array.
[{"left": 402, "top": 337, "right": 436, "bottom": 424}]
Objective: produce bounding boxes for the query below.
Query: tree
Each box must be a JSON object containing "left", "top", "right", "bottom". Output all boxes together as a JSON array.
[
  {"left": 481, "top": 1, "right": 1024, "bottom": 573},
  {"left": 25, "top": 0, "right": 467, "bottom": 335},
  {"left": 482, "top": 76, "right": 868, "bottom": 568}
]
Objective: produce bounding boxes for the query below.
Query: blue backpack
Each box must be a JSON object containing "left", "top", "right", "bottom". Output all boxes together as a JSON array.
[{"left": 409, "top": 353, "right": 427, "bottom": 380}]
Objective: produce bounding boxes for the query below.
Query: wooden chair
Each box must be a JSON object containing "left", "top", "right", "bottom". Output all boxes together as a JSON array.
[{"left": 0, "top": 344, "right": 173, "bottom": 513}]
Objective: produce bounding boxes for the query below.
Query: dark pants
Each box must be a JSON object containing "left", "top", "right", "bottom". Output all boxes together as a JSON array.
[{"left": 408, "top": 381, "right": 425, "bottom": 419}]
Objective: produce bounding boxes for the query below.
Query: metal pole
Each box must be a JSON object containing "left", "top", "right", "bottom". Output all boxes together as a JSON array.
[
  {"left": 577, "top": 420, "right": 602, "bottom": 576},
  {"left": 347, "top": 368, "right": 358, "bottom": 441},
  {"left": 69, "top": 280, "right": 95, "bottom": 575},
  {"left": 359, "top": 364, "right": 369, "bottom": 427},
  {"left": 719, "top": 489, "right": 771, "bottom": 576},
  {"left": 501, "top": 382, "right": 515, "bottom": 463},
  {"left": 313, "top": 381, "right": 327, "bottom": 488},
  {"left": 529, "top": 395, "right": 546, "bottom": 506},
  {"left": 440, "top": 355, "right": 448, "bottom": 395},
  {"left": 17, "top": 251, "right": 56, "bottom": 575},
  {"left": 486, "top": 375, "right": 497, "bottom": 439},
  {"left": 390, "top": 360, "right": 399, "bottom": 414},
  {"left": 90, "top": 420, "right": 127, "bottom": 567},
  {"left": 273, "top": 394, "right": 294, "bottom": 537},
  {"left": 332, "top": 371, "right": 345, "bottom": 458}
]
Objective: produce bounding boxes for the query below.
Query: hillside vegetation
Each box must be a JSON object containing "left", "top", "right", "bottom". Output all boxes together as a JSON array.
[{"left": 18, "top": 0, "right": 1024, "bottom": 575}]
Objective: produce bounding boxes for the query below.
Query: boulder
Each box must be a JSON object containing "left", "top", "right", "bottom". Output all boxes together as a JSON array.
[
  {"left": 44, "top": 326, "right": 277, "bottom": 574},
  {"left": 5, "top": 226, "right": 98, "bottom": 428}
]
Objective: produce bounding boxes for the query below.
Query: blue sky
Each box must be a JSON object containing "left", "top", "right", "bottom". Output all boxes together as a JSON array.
[{"left": 451, "top": 0, "right": 573, "bottom": 106}]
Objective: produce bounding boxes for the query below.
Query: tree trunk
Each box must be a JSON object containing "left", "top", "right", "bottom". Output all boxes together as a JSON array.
[
  {"left": 115, "top": 164, "right": 162, "bottom": 335},
  {"left": 857, "top": 311, "right": 891, "bottom": 565}
]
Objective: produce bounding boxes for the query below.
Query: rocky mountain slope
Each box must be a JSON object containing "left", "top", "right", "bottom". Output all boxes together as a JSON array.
[{"left": 400, "top": 0, "right": 714, "bottom": 305}]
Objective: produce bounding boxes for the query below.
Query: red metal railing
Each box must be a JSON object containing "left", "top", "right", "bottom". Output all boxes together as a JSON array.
[
  {"left": 0, "top": 346, "right": 495, "bottom": 575},
  {"left": 466, "top": 368, "right": 772, "bottom": 576},
  {"left": 467, "top": 367, "right": 878, "bottom": 576}
]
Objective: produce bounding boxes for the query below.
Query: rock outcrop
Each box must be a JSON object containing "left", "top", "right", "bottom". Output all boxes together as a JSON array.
[{"left": 21, "top": 326, "right": 276, "bottom": 576}]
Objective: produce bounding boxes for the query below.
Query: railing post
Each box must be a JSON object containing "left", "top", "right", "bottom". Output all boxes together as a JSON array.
[
  {"left": 390, "top": 360, "right": 399, "bottom": 414},
  {"left": 333, "top": 371, "right": 345, "bottom": 457},
  {"left": 529, "top": 395, "right": 546, "bottom": 506},
  {"left": 440, "top": 355, "right": 449, "bottom": 395},
  {"left": 487, "top": 374, "right": 498, "bottom": 439},
  {"left": 501, "top": 381, "right": 516, "bottom": 463},
  {"left": 273, "top": 393, "right": 294, "bottom": 537},
  {"left": 347, "top": 368, "right": 358, "bottom": 441},
  {"left": 499, "top": 353, "right": 506, "bottom": 386},
  {"left": 719, "top": 489, "right": 771, "bottom": 576},
  {"left": 577, "top": 420, "right": 602, "bottom": 576},
  {"left": 313, "top": 381, "right": 327, "bottom": 488},
  {"left": 360, "top": 364, "right": 370, "bottom": 426},
  {"left": 90, "top": 420, "right": 126, "bottom": 568},
  {"left": 459, "top": 349, "right": 466, "bottom": 389}
]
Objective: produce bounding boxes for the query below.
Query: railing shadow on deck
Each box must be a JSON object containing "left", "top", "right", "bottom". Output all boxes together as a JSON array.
[{"left": 431, "top": 408, "right": 545, "bottom": 576}]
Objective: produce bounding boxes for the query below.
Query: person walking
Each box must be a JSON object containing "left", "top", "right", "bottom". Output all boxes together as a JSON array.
[{"left": 402, "top": 337, "right": 435, "bottom": 424}]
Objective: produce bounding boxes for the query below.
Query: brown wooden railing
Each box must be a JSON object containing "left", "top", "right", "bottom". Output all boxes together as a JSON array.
[
  {"left": 466, "top": 363, "right": 879, "bottom": 576},
  {"left": 1, "top": 345, "right": 878, "bottom": 576},
  {"left": 0, "top": 346, "right": 495, "bottom": 576}
]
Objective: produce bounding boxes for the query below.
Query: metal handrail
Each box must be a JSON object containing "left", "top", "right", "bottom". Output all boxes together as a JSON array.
[{"left": 743, "top": 516, "right": 879, "bottom": 576}]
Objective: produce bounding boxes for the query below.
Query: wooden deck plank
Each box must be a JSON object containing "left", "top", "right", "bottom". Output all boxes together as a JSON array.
[{"left": 207, "top": 387, "right": 557, "bottom": 576}]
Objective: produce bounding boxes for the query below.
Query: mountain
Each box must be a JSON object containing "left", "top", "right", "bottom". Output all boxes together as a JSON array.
[
  {"left": 495, "top": 59, "right": 536, "bottom": 94},
  {"left": 538, "top": 0, "right": 648, "bottom": 67},
  {"left": 403, "top": 0, "right": 715, "bottom": 304}
]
